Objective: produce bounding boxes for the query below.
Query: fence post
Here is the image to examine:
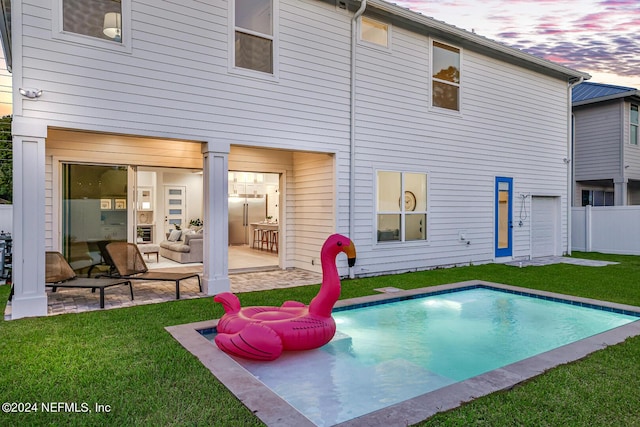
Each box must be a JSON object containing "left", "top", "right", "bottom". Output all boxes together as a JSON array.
[{"left": 585, "top": 205, "right": 592, "bottom": 252}]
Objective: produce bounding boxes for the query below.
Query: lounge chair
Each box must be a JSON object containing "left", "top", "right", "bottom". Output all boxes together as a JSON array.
[
  {"left": 105, "top": 242, "right": 201, "bottom": 299},
  {"left": 46, "top": 251, "right": 134, "bottom": 309},
  {"left": 92, "top": 240, "right": 119, "bottom": 278}
]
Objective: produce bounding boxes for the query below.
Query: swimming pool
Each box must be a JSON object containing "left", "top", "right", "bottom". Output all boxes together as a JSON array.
[{"left": 166, "top": 281, "right": 640, "bottom": 427}]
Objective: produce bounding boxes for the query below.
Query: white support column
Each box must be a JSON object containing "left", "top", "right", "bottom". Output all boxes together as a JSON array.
[
  {"left": 11, "top": 118, "right": 48, "bottom": 319},
  {"left": 201, "top": 142, "right": 230, "bottom": 295},
  {"left": 614, "top": 179, "right": 628, "bottom": 206}
]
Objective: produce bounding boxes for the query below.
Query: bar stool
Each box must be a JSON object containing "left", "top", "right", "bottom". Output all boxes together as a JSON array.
[
  {"left": 260, "top": 229, "right": 271, "bottom": 250},
  {"left": 270, "top": 230, "right": 279, "bottom": 253},
  {"left": 252, "top": 228, "right": 262, "bottom": 249}
]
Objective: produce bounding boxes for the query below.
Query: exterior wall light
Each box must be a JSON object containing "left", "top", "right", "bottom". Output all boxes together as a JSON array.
[{"left": 19, "top": 88, "right": 43, "bottom": 99}]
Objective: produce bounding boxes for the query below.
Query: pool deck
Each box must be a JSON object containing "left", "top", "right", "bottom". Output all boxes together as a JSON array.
[{"left": 166, "top": 280, "right": 640, "bottom": 427}]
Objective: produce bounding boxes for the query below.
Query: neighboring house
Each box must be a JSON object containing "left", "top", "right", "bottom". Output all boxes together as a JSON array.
[
  {"left": 572, "top": 82, "right": 640, "bottom": 206},
  {"left": 2, "top": 0, "right": 589, "bottom": 319}
]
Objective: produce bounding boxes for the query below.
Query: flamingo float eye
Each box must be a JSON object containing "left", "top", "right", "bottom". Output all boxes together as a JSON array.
[{"left": 337, "top": 241, "right": 342, "bottom": 247}]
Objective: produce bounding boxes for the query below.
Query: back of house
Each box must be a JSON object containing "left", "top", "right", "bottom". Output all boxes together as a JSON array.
[{"left": 3, "top": 0, "right": 589, "bottom": 318}]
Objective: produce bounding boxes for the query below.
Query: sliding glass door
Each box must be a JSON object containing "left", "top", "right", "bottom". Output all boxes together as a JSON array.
[{"left": 62, "top": 164, "right": 128, "bottom": 271}]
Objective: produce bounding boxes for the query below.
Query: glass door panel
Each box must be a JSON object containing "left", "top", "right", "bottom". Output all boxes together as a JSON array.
[
  {"left": 495, "top": 177, "right": 513, "bottom": 257},
  {"left": 62, "top": 164, "right": 128, "bottom": 271},
  {"left": 164, "top": 186, "right": 186, "bottom": 234}
]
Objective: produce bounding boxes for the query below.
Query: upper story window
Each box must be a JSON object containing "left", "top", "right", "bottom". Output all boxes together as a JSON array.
[
  {"left": 233, "top": 0, "right": 276, "bottom": 75},
  {"left": 62, "top": 0, "right": 123, "bottom": 42},
  {"left": 360, "top": 17, "right": 389, "bottom": 48},
  {"left": 377, "top": 171, "right": 428, "bottom": 243},
  {"left": 631, "top": 104, "right": 639, "bottom": 145},
  {"left": 54, "top": 0, "right": 131, "bottom": 51},
  {"left": 432, "top": 41, "right": 461, "bottom": 111}
]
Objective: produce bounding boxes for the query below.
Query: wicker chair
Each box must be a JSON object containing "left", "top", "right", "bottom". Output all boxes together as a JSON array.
[
  {"left": 105, "top": 242, "right": 201, "bottom": 299},
  {"left": 46, "top": 251, "right": 133, "bottom": 309}
]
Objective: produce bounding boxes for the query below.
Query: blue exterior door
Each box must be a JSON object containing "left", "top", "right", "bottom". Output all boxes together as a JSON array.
[{"left": 495, "top": 177, "right": 513, "bottom": 258}]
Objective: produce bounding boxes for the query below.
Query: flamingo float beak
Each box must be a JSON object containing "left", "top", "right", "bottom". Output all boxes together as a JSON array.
[{"left": 344, "top": 240, "right": 356, "bottom": 267}]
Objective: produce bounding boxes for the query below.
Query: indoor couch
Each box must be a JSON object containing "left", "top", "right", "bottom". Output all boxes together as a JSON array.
[{"left": 159, "top": 229, "right": 203, "bottom": 263}]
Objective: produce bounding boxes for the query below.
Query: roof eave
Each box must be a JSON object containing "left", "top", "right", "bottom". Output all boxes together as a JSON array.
[{"left": 573, "top": 90, "right": 640, "bottom": 106}]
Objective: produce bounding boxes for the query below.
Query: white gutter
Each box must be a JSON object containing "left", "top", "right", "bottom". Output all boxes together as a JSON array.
[
  {"left": 567, "top": 77, "right": 584, "bottom": 256},
  {"left": 349, "top": 0, "right": 367, "bottom": 277}
]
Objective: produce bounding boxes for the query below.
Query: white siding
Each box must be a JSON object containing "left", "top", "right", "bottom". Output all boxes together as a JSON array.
[
  {"left": 351, "top": 22, "right": 569, "bottom": 274},
  {"left": 289, "top": 152, "right": 335, "bottom": 273},
  {"left": 573, "top": 102, "right": 622, "bottom": 181},
  {"left": 20, "top": 0, "right": 574, "bottom": 277},
  {"left": 20, "top": 0, "right": 351, "bottom": 150}
]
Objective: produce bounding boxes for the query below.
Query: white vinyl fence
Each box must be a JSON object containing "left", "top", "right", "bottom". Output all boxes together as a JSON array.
[
  {"left": 0, "top": 204, "right": 11, "bottom": 234},
  {"left": 572, "top": 205, "right": 640, "bottom": 255}
]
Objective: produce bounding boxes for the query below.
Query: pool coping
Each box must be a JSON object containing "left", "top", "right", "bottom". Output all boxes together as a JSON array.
[{"left": 165, "top": 280, "right": 640, "bottom": 427}]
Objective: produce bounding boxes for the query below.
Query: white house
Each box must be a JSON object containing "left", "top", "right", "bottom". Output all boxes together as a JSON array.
[
  {"left": 3, "top": 0, "right": 589, "bottom": 319},
  {"left": 572, "top": 82, "right": 640, "bottom": 206}
]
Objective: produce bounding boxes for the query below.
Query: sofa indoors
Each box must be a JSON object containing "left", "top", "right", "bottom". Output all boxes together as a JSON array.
[{"left": 159, "top": 228, "right": 203, "bottom": 263}]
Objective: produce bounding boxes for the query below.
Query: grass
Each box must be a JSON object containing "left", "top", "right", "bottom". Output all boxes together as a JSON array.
[{"left": 1, "top": 251, "right": 640, "bottom": 426}]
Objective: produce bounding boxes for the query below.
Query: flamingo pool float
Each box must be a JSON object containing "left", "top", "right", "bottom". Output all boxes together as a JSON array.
[{"left": 213, "top": 234, "right": 356, "bottom": 361}]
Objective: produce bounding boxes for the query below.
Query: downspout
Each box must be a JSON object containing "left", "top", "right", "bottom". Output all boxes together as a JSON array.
[
  {"left": 349, "top": 0, "right": 367, "bottom": 277},
  {"left": 567, "top": 76, "right": 583, "bottom": 256}
]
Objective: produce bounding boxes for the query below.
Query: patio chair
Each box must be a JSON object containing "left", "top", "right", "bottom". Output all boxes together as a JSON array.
[
  {"left": 92, "top": 240, "right": 119, "bottom": 278},
  {"left": 105, "top": 242, "right": 201, "bottom": 299},
  {"left": 46, "top": 251, "right": 134, "bottom": 309}
]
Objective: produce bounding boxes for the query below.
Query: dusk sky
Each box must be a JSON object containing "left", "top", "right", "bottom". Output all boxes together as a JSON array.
[{"left": 395, "top": 0, "right": 640, "bottom": 89}]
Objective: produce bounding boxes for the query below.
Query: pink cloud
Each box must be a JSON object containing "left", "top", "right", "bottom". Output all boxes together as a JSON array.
[
  {"left": 543, "top": 54, "right": 572, "bottom": 64},
  {"left": 572, "top": 12, "right": 607, "bottom": 31},
  {"left": 535, "top": 23, "right": 566, "bottom": 35},
  {"left": 616, "top": 18, "right": 640, "bottom": 31},
  {"left": 599, "top": 0, "right": 639, "bottom": 6}
]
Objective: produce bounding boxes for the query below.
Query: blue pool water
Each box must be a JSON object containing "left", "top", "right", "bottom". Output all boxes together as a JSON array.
[{"left": 203, "top": 287, "right": 639, "bottom": 426}]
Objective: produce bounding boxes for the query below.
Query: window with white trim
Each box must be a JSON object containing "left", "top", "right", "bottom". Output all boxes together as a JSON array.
[
  {"left": 233, "top": 0, "right": 275, "bottom": 74},
  {"left": 432, "top": 41, "right": 461, "bottom": 111},
  {"left": 360, "top": 17, "right": 389, "bottom": 48},
  {"left": 61, "top": 0, "right": 123, "bottom": 43},
  {"left": 377, "top": 171, "right": 428, "bottom": 242},
  {"left": 631, "top": 104, "right": 639, "bottom": 145}
]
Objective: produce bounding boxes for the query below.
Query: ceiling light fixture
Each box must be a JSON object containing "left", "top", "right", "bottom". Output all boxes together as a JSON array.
[{"left": 103, "top": 12, "right": 122, "bottom": 42}]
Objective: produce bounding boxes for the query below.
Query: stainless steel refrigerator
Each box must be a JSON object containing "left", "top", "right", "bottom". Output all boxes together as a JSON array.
[{"left": 229, "top": 195, "right": 267, "bottom": 245}]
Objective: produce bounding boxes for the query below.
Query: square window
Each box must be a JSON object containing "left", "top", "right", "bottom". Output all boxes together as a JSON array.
[
  {"left": 235, "top": 32, "right": 273, "bottom": 73},
  {"left": 360, "top": 17, "right": 389, "bottom": 48},
  {"left": 432, "top": 81, "right": 459, "bottom": 112},
  {"left": 62, "top": 0, "right": 123, "bottom": 42},
  {"left": 377, "top": 171, "right": 428, "bottom": 242}
]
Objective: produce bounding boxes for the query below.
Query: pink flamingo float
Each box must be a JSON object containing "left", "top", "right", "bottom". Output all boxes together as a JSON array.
[{"left": 213, "top": 234, "right": 356, "bottom": 361}]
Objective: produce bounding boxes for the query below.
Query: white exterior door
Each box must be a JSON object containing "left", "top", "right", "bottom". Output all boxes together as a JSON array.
[
  {"left": 164, "top": 185, "right": 186, "bottom": 233},
  {"left": 532, "top": 196, "right": 558, "bottom": 257}
]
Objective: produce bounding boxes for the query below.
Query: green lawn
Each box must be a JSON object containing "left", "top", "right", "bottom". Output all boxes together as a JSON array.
[{"left": 1, "top": 252, "right": 640, "bottom": 426}]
